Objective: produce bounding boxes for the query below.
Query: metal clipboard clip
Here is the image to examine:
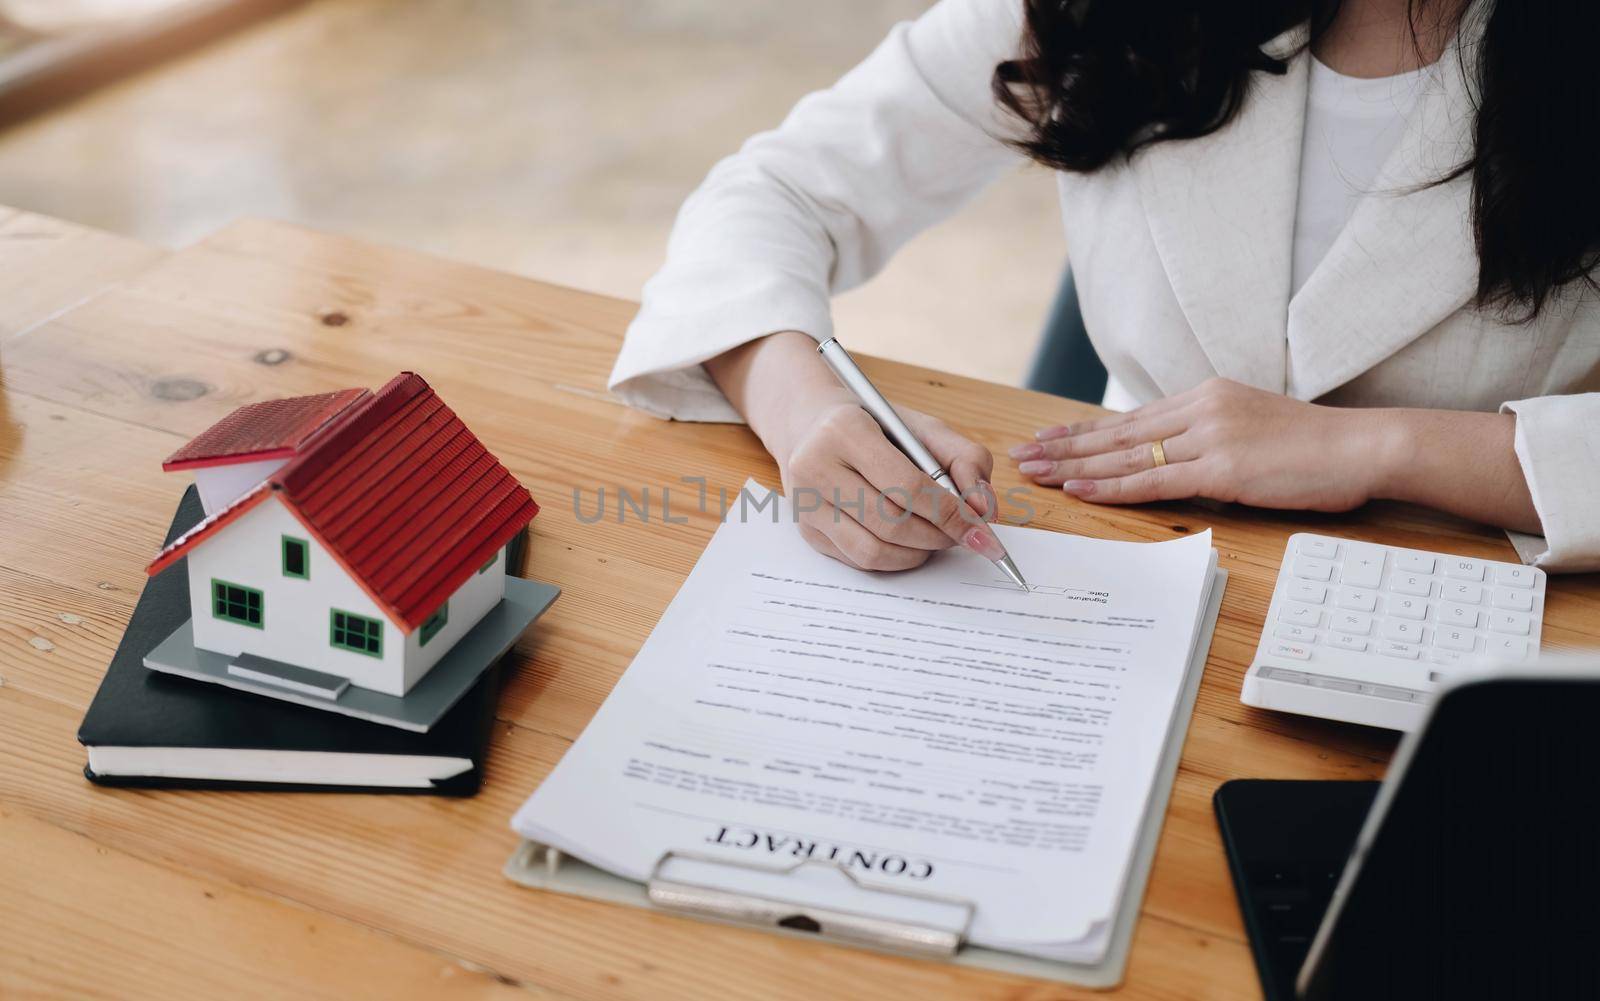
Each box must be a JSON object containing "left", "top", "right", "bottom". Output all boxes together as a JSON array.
[
  {"left": 516, "top": 844, "right": 975, "bottom": 959},
  {"left": 643, "top": 849, "right": 975, "bottom": 959}
]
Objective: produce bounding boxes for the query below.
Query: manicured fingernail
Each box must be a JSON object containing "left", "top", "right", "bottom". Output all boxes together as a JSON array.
[
  {"left": 962, "top": 526, "right": 1004, "bottom": 561},
  {"left": 1008, "top": 442, "right": 1043, "bottom": 460},
  {"left": 972, "top": 478, "right": 995, "bottom": 515},
  {"left": 1018, "top": 460, "right": 1054, "bottom": 475},
  {"left": 976, "top": 478, "right": 998, "bottom": 521},
  {"left": 1063, "top": 479, "right": 1095, "bottom": 496},
  {"left": 1036, "top": 426, "right": 1070, "bottom": 441}
]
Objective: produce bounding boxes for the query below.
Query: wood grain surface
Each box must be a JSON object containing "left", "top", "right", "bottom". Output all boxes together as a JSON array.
[
  {"left": 0, "top": 207, "right": 169, "bottom": 340},
  {"left": 3, "top": 211, "right": 1597, "bottom": 1000}
]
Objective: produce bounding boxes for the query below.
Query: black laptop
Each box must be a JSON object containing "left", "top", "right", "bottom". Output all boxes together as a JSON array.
[{"left": 1215, "top": 671, "right": 1600, "bottom": 1001}]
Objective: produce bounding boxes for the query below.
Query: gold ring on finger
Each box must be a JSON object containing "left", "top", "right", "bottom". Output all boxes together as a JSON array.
[{"left": 1151, "top": 439, "right": 1167, "bottom": 468}]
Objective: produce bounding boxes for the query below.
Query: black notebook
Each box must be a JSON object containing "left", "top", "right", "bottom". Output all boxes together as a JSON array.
[{"left": 77, "top": 486, "right": 518, "bottom": 794}]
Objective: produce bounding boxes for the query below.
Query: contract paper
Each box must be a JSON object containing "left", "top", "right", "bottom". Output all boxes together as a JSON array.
[{"left": 514, "top": 484, "right": 1216, "bottom": 962}]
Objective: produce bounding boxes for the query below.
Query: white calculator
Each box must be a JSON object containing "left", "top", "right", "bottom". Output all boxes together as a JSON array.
[{"left": 1241, "top": 533, "right": 1546, "bottom": 730}]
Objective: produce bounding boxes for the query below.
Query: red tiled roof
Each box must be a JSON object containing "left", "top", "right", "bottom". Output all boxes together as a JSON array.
[
  {"left": 162, "top": 388, "right": 369, "bottom": 470},
  {"left": 150, "top": 373, "right": 540, "bottom": 633}
]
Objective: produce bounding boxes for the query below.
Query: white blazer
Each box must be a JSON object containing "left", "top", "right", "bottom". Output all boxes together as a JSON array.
[{"left": 608, "top": 0, "right": 1600, "bottom": 571}]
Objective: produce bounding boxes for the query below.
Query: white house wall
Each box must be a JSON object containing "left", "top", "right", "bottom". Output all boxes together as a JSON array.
[
  {"left": 187, "top": 494, "right": 404, "bottom": 695},
  {"left": 185, "top": 494, "right": 513, "bottom": 698},
  {"left": 193, "top": 458, "right": 288, "bottom": 516},
  {"left": 400, "top": 544, "right": 506, "bottom": 692}
]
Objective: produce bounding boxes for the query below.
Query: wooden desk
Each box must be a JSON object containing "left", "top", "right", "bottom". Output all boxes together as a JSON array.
[
  {"left": 4, "top": 210, "right": 1598, "bottom": 1000},
  {"left": 0, "top": 207, "right": 168, "bottom": 339}
]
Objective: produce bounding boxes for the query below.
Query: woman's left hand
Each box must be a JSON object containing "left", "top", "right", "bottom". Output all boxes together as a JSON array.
[{"left": 1007, "top": 377, "right": 1389, "bottom": 512}]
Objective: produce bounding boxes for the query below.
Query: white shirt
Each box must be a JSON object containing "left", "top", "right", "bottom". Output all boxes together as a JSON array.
[
  {"left": 1086, "top": 57, "right": 1428, "bottom": 411},
  {"left": 606, "top": 1, "right": 1600, "bottom": 570},
  {"left": 1292, "top": 57, "right": 1428, "bottom": 294},
  {"left": 1113, "top": 58, "right": 1427, "bottom": 412}
]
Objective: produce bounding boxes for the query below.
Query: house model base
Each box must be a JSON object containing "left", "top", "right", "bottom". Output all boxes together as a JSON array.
[{"left": 144, "top": 577, "right": 560, "bottom": 733}]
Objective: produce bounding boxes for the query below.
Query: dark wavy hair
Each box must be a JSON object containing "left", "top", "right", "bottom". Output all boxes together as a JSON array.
[{"left": 993, "top": 1, "right": 1600, "bottom": 320}]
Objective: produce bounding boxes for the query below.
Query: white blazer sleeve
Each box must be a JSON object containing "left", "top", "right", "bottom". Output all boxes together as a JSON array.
[
  {"left": 1501, "top": 393, "right": 1600, "bottom": 571},
  {"left": 607, "top": 0, "right": 1029, "bottom": 422}
]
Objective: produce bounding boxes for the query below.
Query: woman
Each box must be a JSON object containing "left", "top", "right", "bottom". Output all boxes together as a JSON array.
[{"left": 608, "top": 0, "right": 1600, "bottom": 572}]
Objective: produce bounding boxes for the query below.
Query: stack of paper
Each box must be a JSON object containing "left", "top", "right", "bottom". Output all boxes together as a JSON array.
[{"left": 514, "top": 484, "right": 1219, "bottom": 963}]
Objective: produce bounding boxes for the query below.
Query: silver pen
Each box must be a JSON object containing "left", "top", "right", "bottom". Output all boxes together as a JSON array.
[{"left": 817, "top": 337, "right": 1029, "bottom": 590}]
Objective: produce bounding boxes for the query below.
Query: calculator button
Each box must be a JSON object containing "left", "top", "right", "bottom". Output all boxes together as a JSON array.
[
  {"left": 1280, "top": 603, "right": 1322, "bottom": 627},
  {"left": 1336, "top": 588, "right": 1378, "bottom": 612},
  {"left": 1297, "top": 537, "right": 1340, "bottom": 559},
  {"left": 1444, "top": 558, "right": 1485, "bottom": 581},
  {"left": 1294, "top": 557, "right": 1334, "bottom": 581},
  {"left": 1341, "top": 544, "right": 1386, "bottom": 589},
  {"left": 1389, "top": 596, "right": 1426, "bottom": 621},
  {"left": 1381, "top": 619, "right": 1424, "bottom": 643},
  {"left": 1494, "top": 564, "right": 1535, "bottom": 589},
  {"left": 1486, "top": 635, "right": 1529, "bottom": 660},
  {"left": 1389, "top": 573, "right": 1431, "bottom": 597},
  {"left": 1442, "top": 581, "right": 1483, "bottom": 605},
  {"left": 1264, "top": 538, "right": 1543, "bottom": 717},
  {"left": 1489, "top": 610, "right": 1531, "bottom": 635},
  {"left": 1378, "top": 640, "right": 1420, "bottom": 660},
  {"left": 1333, "top": 611, "right": 1373, "bottom": 635},
  {"left": 1327, "top": 633, "right": 1368, "bottom": 652},
  {"left": 1396, "top": 552, "right": 1436, "bottom": 574},
  {"left": 1289, "top": 580, "right": 1328, "bottom": 604},
  {"left": 1492, "top": 588, "right": 1534, "bottom": 612}
]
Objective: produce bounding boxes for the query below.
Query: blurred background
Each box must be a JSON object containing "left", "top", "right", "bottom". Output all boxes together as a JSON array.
[{"left": 0, "top": 0, "right": 1064, "bottom": 385}]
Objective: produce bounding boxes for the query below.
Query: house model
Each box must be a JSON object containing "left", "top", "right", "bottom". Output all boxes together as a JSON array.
[{"left": 142, "top": 372, "right": 559, "bottom": 731}]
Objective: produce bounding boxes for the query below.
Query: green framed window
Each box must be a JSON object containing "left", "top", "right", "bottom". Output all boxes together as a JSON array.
[
  {"left": 330, "top": 609, "right": 383, "bottom": 658},
  {"left": 281, "top": 535, "right": 310, "bottom": 579},
  {"left": 419, "top": 601, "right": 449, "bottom": 647},
  {"left": 478, "top": 549, "right": 498, "bottom": 574},
  {"left": 211, "top": 579, "right": 264, "bottom": 628}
]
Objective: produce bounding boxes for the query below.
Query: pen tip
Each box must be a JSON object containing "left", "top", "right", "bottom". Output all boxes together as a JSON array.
[{"left": 996, "top": 555, "right": 1029, "bottom": 591}]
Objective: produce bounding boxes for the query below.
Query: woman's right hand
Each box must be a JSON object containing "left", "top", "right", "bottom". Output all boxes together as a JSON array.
[
  {"left": 705, "top": 332, "right": 1007, "bottom": 572},
  {"left": 778, "top": 395, "right": 1003, "bottom": 570}
]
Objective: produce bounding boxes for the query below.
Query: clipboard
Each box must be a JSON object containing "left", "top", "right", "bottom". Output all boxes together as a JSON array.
[{"left": 505, "top": 565, "right": 1227, "bottom": 988}]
